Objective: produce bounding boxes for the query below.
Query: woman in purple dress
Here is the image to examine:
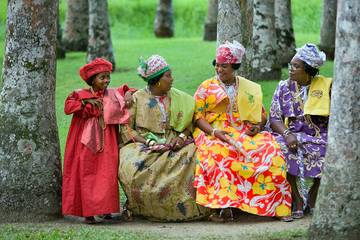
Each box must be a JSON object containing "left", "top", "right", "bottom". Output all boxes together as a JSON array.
[{"left": 268, "top": 44, "right": 331, "bottom": 219}]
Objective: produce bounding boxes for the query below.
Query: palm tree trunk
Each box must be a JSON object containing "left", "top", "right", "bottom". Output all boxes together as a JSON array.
[
  {"left": 319, "top": 0, "right": 337, "bottom": 60},
  {"left": 203, "top": 0, "right": 218, "bottom": 41},
  {"left": 251, "top": 0, "right": 281, "bottom": 80},
  {"left": 63, "top": 0, "right": 89, "bottom": 51},
  {"left": 309, "top": 1, "right": 360, "bottom": 239},
  {"left": 0, "top": 0, "right": 62, "bottom": 222},
  {"left": 87, "top": 0, "right": 116, "bottom": 70},
  {"left": 275, "top": 0, "right": 296, "bottom": 66},
  {"left": 154, "top": 0, "right": 174, "bottom": 38}
]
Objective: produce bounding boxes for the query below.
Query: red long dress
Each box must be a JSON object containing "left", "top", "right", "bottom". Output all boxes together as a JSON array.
[{"left": 62, "top": 86, "right": 130, "bottom": 217}]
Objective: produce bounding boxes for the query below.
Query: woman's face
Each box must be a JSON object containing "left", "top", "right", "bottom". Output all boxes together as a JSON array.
[
  {"left": 289, "top": 58, "right": 310, "bottom": 86},
  {"left": 215, "top": 63, "right": 234, "bottom": 83},
  {"left": 158, "top": 70, "right": 173, "bottom": 93},
  {"left": 92, "top": 72, "right": 111, "bottom": 91}
]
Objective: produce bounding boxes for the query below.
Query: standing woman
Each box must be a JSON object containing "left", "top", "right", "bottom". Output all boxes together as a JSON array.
[
  {"left": 62, "top": 58, "right": 133, "bottom": 224},
  {"left": 193, "top": 41, "right": 292, "bottom": 222},
  {"left": 268, "top": 43, "right": 331, "bottom": 219},
  {"left": 118, "top": 55, "right": 209, "bottom": 222}
]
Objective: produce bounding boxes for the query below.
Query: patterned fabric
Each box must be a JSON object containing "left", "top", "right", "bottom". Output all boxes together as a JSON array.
[
  {"left": 216, "top": 40, "right": 245, "bottom": 64},
  {"left": 193, "top": 78, "right": 292, "bottom": 217},
  {"left": 119, "top": 89, "right": 210, "bottom": 221},
  {"left": 79, "top": 58, "right": 112, "bottom": 81},
  {"left": 267, "top": 79, "right": 329, "bottom": 178},
  {"left": 137, "top": 55, "right": 170, "bottom": 81},
  {"left": 294, "top": 43, "right": 326, "bottom": 68}
]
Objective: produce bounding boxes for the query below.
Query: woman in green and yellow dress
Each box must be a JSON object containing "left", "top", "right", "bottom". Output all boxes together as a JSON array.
[{"left": 118, "top": 55, "right": 209, "bottom": 221}]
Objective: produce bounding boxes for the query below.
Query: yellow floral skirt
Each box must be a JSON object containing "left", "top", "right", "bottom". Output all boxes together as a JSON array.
[{"left": 193, "top": 123, "right": 292, "bottom": 217}]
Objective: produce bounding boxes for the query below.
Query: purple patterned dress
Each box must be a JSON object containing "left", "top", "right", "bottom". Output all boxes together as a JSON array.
[{"left": 268, "top": 79, "right": 329, "bottom": 178}]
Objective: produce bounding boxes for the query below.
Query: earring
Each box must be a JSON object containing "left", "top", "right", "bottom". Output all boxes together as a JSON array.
[{"left": 157, "top": 81, "right": 161, "bottom": 87}]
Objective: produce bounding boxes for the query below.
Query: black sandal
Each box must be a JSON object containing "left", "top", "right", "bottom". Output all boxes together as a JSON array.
[
  {"left": 208, "top": 209, "right": 234, "bottom": 222},
  {"left": 84, "top": 216, "right": 97, "bottom": 224}
]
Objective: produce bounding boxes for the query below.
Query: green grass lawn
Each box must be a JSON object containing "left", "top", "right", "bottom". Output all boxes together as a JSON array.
[{"left": 0, "top": 223, "right": 308, "bottom": 240}]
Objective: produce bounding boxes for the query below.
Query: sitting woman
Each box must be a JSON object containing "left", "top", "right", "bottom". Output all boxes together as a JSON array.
[
  {"left": 193, "top": 40, "right": 292, "bottom": 222},
  {"left": 118, "top": 55, "right": 209, "bottom": 221},
  {"left": 268, "top": 43, "right": 331, "bottom": 219}
]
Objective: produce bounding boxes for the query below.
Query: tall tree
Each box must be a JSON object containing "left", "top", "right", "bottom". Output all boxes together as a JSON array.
[
  {"left": 217, "top": 0, "right": 253, "bottom": 79},
  {"left": 274, "top": 0, "right": 296, "bottom": 66},
  {"left": 203, "top": 0, "right": 218, "bottom": 41},
  {"left": 319, "top": 0, "right": 337, "bottom": 60},
  {"left": 251, "top": 0, "right": 281, "bottom": 80},
  {"left": 309, "top": 1, "right": 360, "bottom": 239},
  {"left": 217, "top": 0, "right": 242, "bottom": 46},
  {"left": 154, "top": 0, "right": 174, "bottom": 38},
  {"left": 57, "top": 9, "right": 66, "bottom": 59},
  {"left": 87, "top": 0, "right": 115, "bottom": 69},
  {"left": 0, "top": 0, "right": 62, "bottom": 222},
  {"left": 63, "top": 0, "right": 89, "bottom": 51}
]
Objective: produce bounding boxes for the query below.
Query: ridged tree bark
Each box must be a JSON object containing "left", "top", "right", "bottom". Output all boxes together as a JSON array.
[
  {"left": 252, "top": 0, "right": 281, "bottom": 80},
  {"left": 309, "top": 1, "right": 360, "bottom": 239},
  {"left": 87, "top": 0, "right": 115, "bottom": 70},
  {"left": 63, "top": 0, "right": 88, "bottom": 51},
  {"left": 0, "top": 0, "right": 62, "bottom": 222},
  {"left": 154, "top": 0, "right": 174, "bottom": 38},
  {"left": 319, "top": 0, "right": 337, "bottom": 60},
  {"left": 274, "top": 0, "right": 296, "bottom": 66},
  {"left": 203, "top": 0, "right": 218, "bottom": 41},
  {"left": 217, "top": 0, "right": 253, "bottom": 79}
]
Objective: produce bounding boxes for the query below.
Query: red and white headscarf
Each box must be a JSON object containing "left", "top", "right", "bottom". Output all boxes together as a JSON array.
[{"left": 216, "top": 40, "right": 245, "bottom": 64}]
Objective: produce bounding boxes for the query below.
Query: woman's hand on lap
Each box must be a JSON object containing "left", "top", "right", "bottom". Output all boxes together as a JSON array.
[{"left": 285, "top": 134, "right": 298, "bottom": 151}]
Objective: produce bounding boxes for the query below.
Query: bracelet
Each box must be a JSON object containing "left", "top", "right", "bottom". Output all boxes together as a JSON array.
[
  {"left": 211, "top": 128, "right": 217, "bottom": 137},
  {"left": 146, "top": 139, "right": 156, "bottom": 146},
  {"left": 282, "top": 129, "right": 292, "bottom": 137},
  {"left": 178, "top": 133, "right": 187, "bottom": 141}
]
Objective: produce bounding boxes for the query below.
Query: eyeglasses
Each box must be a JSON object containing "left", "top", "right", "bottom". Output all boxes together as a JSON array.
[{"left": 288, "top": 63, "right": 303, "bottom": 71}]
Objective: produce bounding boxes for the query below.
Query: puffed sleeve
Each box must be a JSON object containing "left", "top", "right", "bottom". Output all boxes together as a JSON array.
[
  {"left": 269, "top": 83, "right": 284, "bottom": 123},
  {"left": 64, "top": 91, "right": 101, "bottom": 118},
  {"left": 116, "top": 84, "right": 137, "bottom": 96}
]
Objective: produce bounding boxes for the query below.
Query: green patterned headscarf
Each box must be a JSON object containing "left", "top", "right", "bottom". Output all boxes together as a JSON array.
[{"left": 137, "top": 55, "right": 170, "bottom": 82}]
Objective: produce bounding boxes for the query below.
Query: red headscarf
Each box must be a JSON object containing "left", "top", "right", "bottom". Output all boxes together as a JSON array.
[
  {"left": 216, "top": 40, "right": 245, "bottom": 64},
  {"left": 79, "top": 58, "right": 113, "bottom": 81}
]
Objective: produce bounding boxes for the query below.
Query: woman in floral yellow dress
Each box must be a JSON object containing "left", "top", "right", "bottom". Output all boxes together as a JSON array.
[{"left": 193, "top": 41, "right": 292, "bottom": 222}]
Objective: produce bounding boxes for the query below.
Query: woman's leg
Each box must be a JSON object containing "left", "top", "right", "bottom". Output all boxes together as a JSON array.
[
  {"left": 308, "top": 178, "right": 321, "bottom": 210},
  {"left": 287, "top": 173, "right": 304, "bottom": 218}
]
